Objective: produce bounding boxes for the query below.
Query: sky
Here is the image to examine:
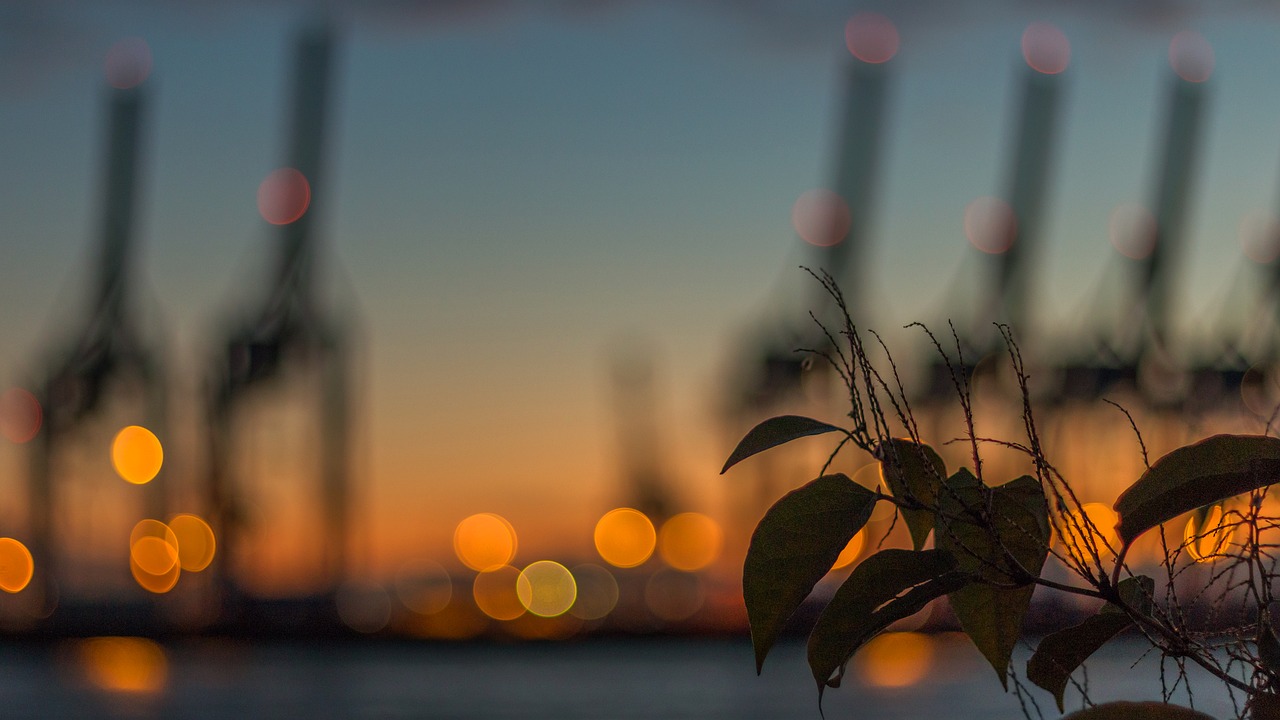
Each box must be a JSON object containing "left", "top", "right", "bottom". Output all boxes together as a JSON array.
[{"left": 5, "top": 0, "right": 1280, "bottom": 584}]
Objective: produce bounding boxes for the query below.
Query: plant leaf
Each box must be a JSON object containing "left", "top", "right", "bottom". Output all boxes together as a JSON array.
[
  {"left": 1113, "top": 434, "right": 1280, "bottom": 547},
  {"left": 807, "top": 548, "right": 968, "bottom": 694},
  {"left": 722, "top": 415, "right": 846, "bottom": 474},
  {"left": 743, "top": 473, "right": 877, "bottom": 673},
  {"left": 935, "top": 470, "right": 1050, "bottom": 688},
  {"left": 1061, "top": 701, "right": 1215, "bottom": 720},
  {"left": 878, "top": 438, "right": 947, "bottom": 551}
]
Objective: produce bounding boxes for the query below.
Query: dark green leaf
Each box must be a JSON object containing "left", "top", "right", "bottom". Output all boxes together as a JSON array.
[
  {"left": 744, "top": 474, "right": 877, "bottom": 673},
  {"left": 1114, "top": 434, "right": 1280, "bottom": 546},
  {"left": 1061, "top": 701, "right": 1215, "bottom": 720},
  {"left": 878, "top": 438, "right": 946, "bottom": 551},
  {"left": 935, "top": 470, "right": 1050, "bottom": 688},
  {"left": 721, "top": 415, "right": 846, "bottom": 474},
  {"left": 807, "top": 549, "right": 968, "bottom": 693},
  {"left": 1028, "top": 610, "right": 1135, "bottom": 711}
]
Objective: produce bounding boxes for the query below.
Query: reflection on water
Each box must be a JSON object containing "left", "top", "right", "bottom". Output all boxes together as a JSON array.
[{"left": 0, "top": 636, "right": 1240, "bottom": 720}]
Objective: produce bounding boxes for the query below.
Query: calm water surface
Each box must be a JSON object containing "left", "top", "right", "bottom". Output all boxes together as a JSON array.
[{"left": 0, "top": 636, "right": 1242, "bottom": 719}]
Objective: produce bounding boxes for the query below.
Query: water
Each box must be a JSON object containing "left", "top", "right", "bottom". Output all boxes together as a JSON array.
[{"left": 0, "top": 636, "right": 1243, "bottom": 719}]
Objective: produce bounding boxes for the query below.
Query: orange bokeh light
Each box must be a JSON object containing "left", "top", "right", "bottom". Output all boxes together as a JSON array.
[
  {"left": 845, "top": 13, "right": 899, "bottom": 65},
  {"left": 129, "top": 519, "right": 180, "bottom": 593},
  {"left": 168, "top": 514, "right": 216, "bottom": 572},
  {"left": 1056, "top": 502, "right": 1119, "bottom": 564},
  {"left": 453, "top": 513, "right": 518, "bottom": 572},
  {"left": 257, "top": 167, "right": 311, "bottom": 225},
  {"left": 594, "top": 508, "right": 656, "bottom": 568},
  {"left": 0, "top": 387, "right": 41, "bottom": 444},
  {"left": 657, "top": 513, "right": 723, "bottom": 571},
  {"left": 472, "top": 565, "right": 525, "bottom": 621},
  {"left": 0, "top": 538, "right": 34, "bottom": 593},
  {"left": 791, "top": 189, "right": 851, "bottom": 248},
  {"left": 1185, "top": 505, "right": 1232, "bottom": 563},
  {"left": 1021, "top": 22, "right": 1070, "bottom": 75},
  {"left": 111, "top": 425, "right": 163, "bottom": 484},
  {"left": 830, "top": 529, "right": 867, "bottom": 571},
  {"left": 104, "top": 38, "right": 152, "bottom": 90}
]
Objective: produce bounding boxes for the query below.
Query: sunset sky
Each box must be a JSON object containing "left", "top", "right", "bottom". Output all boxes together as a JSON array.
[{"left": 5, "top": 1, "right": 1280, "bottom": 583}]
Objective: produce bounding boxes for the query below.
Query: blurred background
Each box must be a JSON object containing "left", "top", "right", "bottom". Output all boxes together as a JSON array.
[{"left": 2, "top": 0, "right": 1280, "bottom": 717}]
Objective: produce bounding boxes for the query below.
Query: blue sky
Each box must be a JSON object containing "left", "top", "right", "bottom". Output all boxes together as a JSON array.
[{"left": 5, "top": 1, "right": 1280, "bottom": 574}]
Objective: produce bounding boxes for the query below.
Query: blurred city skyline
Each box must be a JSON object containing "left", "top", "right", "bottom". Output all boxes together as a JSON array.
[{"left": 7, "top": 1, "right": 1280, "bottom": 587}]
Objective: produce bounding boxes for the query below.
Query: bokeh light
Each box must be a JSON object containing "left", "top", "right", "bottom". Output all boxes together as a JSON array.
[
  {"left": 1021, "top": 22, "right": 1069, "bottom": 75},
  {"left": 394, "top": 559, "right": 453, "bottom": 615},
  {"left": 964, "top": 196, "right": 1016, "bottom": 254},
  {"left": 1184, "top": 505, "right": 1232, "bottom": 563},
  {"left": 0, "top": 538, "right": 34, "bottom": 593},
  {"left": 568, "top": 564, "right": 618, "bottom": 621},
  {"left": 336, "top": 582, "right": 392, "bottom": 634},
  {"left": 1109, "top": 203, "right": 1157, "bottom": 260},
  {"left": 454, "top": 513, "right": 517, "bottom": 572},
  {"left": 168, "top": 514, "right": 215, "bottom": 572},
  {"left": 594, "top": 508, "right": 656, "bottom": 568},
  {"left": 791, "top": 189, "right": 851, "bottom": 247},
  {"left": 644, "top": 568, "right": 703, "bottom": 622},
  {"left": 657, "top": 513, "right": 723, "bottom": 571},
  {"left": 78, "top": 637, "right": 167, "bottom": 694},
  {"left": 257, "top": 167, "right": 311, "bottom": 225},
  {"left": 855, "top": 632, "right": 934, "bottom": 687},
  {"left": 516, "top": 561, "right": 577, "bottom": 618},
  {"left": 1240, "top": 210, "right": 1280, "bottom": 265},
  {"left": 473, "top": 565, "right": 525, "bottom": 621},
  {"left": 104, "top": 38, "right": 152, "bottom": 89},
  {"left": 0, "top": 387, "right": 41, "bottom": 444},
  {"left": 1170, "top": 30, "right": 1214, "bottom": 83},
  {"left": 845, "top": 13, "right": 899, "bottom": 65},
  {"left": 830, "top": 528, "right": 867, "bottom": 571},
  {"left": 1055, "top": 502, "right": 1119, "bottom": 563},
  {"left": 111, "top": 425, "right": 163, "bottom": 485},
  {"left": 129, "top": 519, "right": 180, "bottom": 593}
]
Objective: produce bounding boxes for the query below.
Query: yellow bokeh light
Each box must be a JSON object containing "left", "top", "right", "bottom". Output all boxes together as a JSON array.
[
  {"left": 657, "top": 513, "right": 723, "bottom": 572},
  {"left": 568, "top": 564, "right": 618, "bottom": 621},
  {"left": 168, "top": 514, "right": 216, "bottom": 572},
  {"left": 830, "top": 529, "right": 867, "bottom": 571},
  {"left": 0, "top": 538, "right": 33, "bottom": 593},
  {"left": 516, "top": 561, "right": 577, "bottom": 618},
  {"left": 1185, "top": 505, "right": 1232, "bottom": 563},
  {"left": 1056, "top": 502, "right": 1119, "bottom": 563},
  {"left": 472, "top": 565, "right": 525, "bottom": 621},
  {"left": 594, "top": 508, "right": 656, "bottom": 568},
  {"left": 111, "top": 425, "right": 163, "bottom": 484},
  {"left": 78, "top": 637, "right": 167, "bottom": 694},
  {"left": 855, "top": 632, "right": 934, "bottom": 688},
  {"left": 454, "top": 513, "right": 517, "bottom": 572}
]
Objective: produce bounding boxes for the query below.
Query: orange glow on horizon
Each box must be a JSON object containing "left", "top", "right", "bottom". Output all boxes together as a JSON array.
[
  {"left": 594, "top": 508, "right": 656, "bottom": 568},
  {"left": 111, "top": 426, "right": 163, "bottom": 484},
  {"left": 845, "top": 13, "right": 899, "bottom": 65},
  {"left": 78, "top": 637, "right": 167, "bottom": 694},
  {"left": 454, "top": 513, "right": 518, "bottom": 572},
  {"left": 856, "top": 632, "right": 934, "bottom": 687}
]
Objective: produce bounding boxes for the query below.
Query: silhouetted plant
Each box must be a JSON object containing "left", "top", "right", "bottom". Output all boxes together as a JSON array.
[{"left": 722, "top": 271, "right": 1280, "bottom": 720}]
